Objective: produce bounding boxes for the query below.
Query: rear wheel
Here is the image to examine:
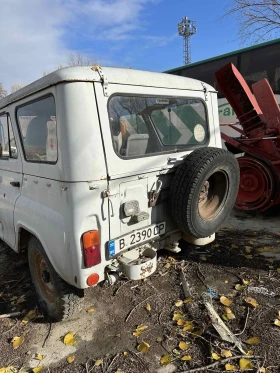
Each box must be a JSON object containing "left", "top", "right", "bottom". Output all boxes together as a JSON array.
[
  {"left": 28, "top": 237, "right": 84, "bottom": 321},
  {"left": 170, "top": 147, "right": 239, "bottom": 238}
]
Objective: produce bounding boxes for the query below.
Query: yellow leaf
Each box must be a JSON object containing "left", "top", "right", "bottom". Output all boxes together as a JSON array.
[
  {"left": 179, "top": 341, "right": 189, "bottom": 350},
  {"left": 245, "top": 297, "right": 259, "bottom": 307},
  {"left": 21, "top": 309, "right": 37, "bottom": 324},
  {"left": 240, "top": 358, "right": 254, "bottom": 370},
  {"left": 0, "top": 368, "right": 18, "bottom": 373},
  {"left": 95, "top": 360, "right": 102, "bottom": 367},
  {"left": 63, "top": 332, "right": 76, "bottom": 346},
  {"left": 277, "top": 268, "right": 280, "bottom": 273},
  {"left": 12, "top": 336, "right": 24, "bottom": 349},
  {"left": 244, "top": 255, "right": 253, "bottom": 259},
  {"left": 246, "top": 350, "right": 253, "bottom": 356},
  {"left": 220, "top": 296, "right": 232, "bottom": 306},
  {"left": 156, "top": 337, "right": 163, "bottom": 342},
  {"left": 136, "top": 324, "right": 148, "bottom": 332},
  {"left": 274, "top": 319, "right": 280, "bottom": 326},
  {"left": 224, "top": 307, "right": 235, "bottom": 320},
  {"left": 177, "top": 319, "right": 185, "bottom": 326},
  {"left": 133, "top": 330, "right": 141, "bottom": 337},
  {"left": 67, "top": 356, "right": 75, "bottom": 364},
  {"left": 35, "top": 354, "right": 44, "bottom": 361},
  {"left": 184, "top": 298, "right": 192, "bottom": 303},
  {"left": 86, "top": 308, "right": 95, "bottom": 313},
  {"left": 173, "top": 311, "right": 183, "bottom": 321},
  {"left": 231, "top": 244, "right": 238, "bottom": 249},
  {"left": 235, "top": 284, "right": 245, "bottom": 291},
  {"left": 260, "top": 368, "right": 272, "bottom": 373},
  {"left": 222, "top": 314, "right": 228, "bottom": 321},
  {"left": 221, "top": 349, "right": 232, "bottom": 357},
  {"left": 145, "top": 303, "right": 151, "bottom": 311},
  {"left": 211, "top": 352, "right": 220, "bottom": 360},
  {"left": 164, "top": 263, "right": 171, "bottom": 269},
  {"left": 242, "top": 279, "right": 250, "bottom": 285},
  {"left": 245, "top": 246, "right": 252, "bottom": 253},
  {"left": 245, "top": 336, "right": 260, "bottom": 345},
  {"left": 123, "top": 351, "right": 128, "bottom": 356},
  {"left": 173, "top": 349, "right": 180, "bottom": 355},
  {"left": 175, "top": 300, "right": 183, "bottom": 307},
  {"left": 32, "top": 367, "right": 44, "bottom": 373},
  {"left": 115, "top": 333, "right": 121, "bottom": 337},
  {"left": 181, "top": 355, "right": 192, "bottom": 361},
  {"left": 160, "top": 355, "right": 172, "bottom": 365},
  {"left": 257, "top": 247, "right": 272, "bottom": 253},
  {"left": 137, "top": 342, "right": 150, "bottom": 353},
  {"left": 225, "top": 364, "right": 238, "bottom": 371},
  {"left": 16, "top": 296, "right": 26, "bottom": 304},
  {"left": 183, "top": 321, "right": 194, "bottom": 332}
]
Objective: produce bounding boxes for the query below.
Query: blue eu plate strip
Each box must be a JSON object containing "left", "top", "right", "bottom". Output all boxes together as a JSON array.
[{"left": 109, "top": 240, "right": 115, "bottom": 257}]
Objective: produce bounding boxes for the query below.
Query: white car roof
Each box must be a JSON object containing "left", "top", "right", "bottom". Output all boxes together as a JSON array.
[{"left": 0, "top": 66, "right": 215, "bottom": 110}]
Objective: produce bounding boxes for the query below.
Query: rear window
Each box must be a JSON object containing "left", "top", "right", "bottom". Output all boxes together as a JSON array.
[{"left": 108, "top": 95, "right": 208, "bottom": 158}]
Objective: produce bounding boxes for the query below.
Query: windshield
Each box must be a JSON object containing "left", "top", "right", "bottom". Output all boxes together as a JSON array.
[{"left": 108, "top": 95, "right": 208, "bottom": 158}]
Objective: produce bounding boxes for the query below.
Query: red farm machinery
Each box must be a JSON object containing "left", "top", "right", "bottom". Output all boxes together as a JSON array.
[{"left": 215, "top": 63, "right": 280, "bottom": 212}]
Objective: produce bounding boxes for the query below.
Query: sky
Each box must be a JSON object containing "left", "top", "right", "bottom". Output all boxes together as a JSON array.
[{"left": 0, "top": 0, "right": 242, "bottom": 92}]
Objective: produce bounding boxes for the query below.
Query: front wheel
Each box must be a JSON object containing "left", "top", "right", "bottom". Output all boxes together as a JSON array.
[{"left": 28, "top": 237, "right": 84, "bottom": 321}]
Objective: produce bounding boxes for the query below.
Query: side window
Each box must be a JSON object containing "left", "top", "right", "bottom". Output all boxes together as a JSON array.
[
  {"left": 17, "top": 96, "right": 57, "bottom": 163},
  {"left": 0, "top": 114, "right": 18, "bottom": 159}
]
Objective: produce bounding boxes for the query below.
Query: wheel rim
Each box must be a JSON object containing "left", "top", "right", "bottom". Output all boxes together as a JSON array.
[
  {"left": 235, "top": 157, "right": 274, "bottom": 211},
  {"left": 198, "top": 170, "right": 229, "bottom": 221},
  {"left": 34, "top": 251, "right": 55, "bottom": 303}
]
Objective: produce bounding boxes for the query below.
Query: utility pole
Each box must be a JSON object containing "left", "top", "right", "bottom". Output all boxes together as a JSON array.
[{"left": 178, "top": 16, "right": 197, "bottom": 65}]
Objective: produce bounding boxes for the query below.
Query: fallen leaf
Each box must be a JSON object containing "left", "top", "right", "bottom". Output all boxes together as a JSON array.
[
  {"left": 231, "top": 244, "right": 238, "bottom": 249},
  {"left": 16, "top": 296, "right": 26, "bottom": 304},
  {"left": 246, "top": 350, "right": 253, "bottom": 356},
  {"left": 274, "top": 319, "right": 280, "bottom": 327},
  {"left": 182, "top": 321, "right": 194, "bottom": 332},
  {"left": 257, "top": 247, "right": 272, "bottom": 253},
  {"left": 156, "top": 337, "right": 163, "bottom": 342},
  {"left": 137, "top": 342, "right": 150, "bottom": 353},
  {"left": 200, "top": 255, "right": 207, "bottom": 261},
  {"left": 181, "top": 355, "right": 192, "bottom": 361},
  {"left": 245, "top": 336, "right": 260, "bottom": 345},
  {"left": 173, "top": 311, "right": 183, "bottom": 321},
  {"left": 220, "top": 296, "right": 232, "bottom": 306},
  {"left": 95, "top": 360, "right": 102, "bottom": 367},
  {"left": 225, "top": 364, "right": 238, "bottom": 371},
  {"left": 211, "top": 352, "right": 220, "bottom": 360},
  {"left": 179, "top": 341, "right": 189, "bottom": 350},
  {"left": 63, "top": 332, "right": 76, "bottom": 346},
  {"left": 183, "top": 298, "right": 192, "bottom": 303},
  {"left": 35, "top": 354, "right": 44, "bottom": 361},
  {"left": 172, "top": 349, "right": 180, "bottom": 355},
  {"left": 277, "top": 268, "right": 280, "bottom": 273},
  {"left": 132, "top": 330, "right": 141, "bottom": 337},
  {"left": 245, "top": 246, "right": 252, "bottom": 253},
  {"left": 0, "top": 367, "right": 18, "bottom": 373},
  {"left": 224, "top": 307, "right": 235, "bottom": 320},
  {"left": 21, "top": 309, "right": 37, "bottom": 324},
  {"left": 32, "top": 367, "right": 44, "bottom": 373},
  {"left": 192, "top": 329, "right": 204, "bottom": 336},
  {"left": 245, "top": 297, "right": 259, "bottom": 307},
  {"left": 145, "top": 303, "right": 151, "bottom": 312},
  {"left": 123, "top": 351, "right": 128, "bottom": 356},
  {"left": 239, "top": 358, "right": 254, "bottom": 370},
  {"left": 213, "top": 244, "right": 220, "bottom": 248},
  {"left": 164, "top": 263, "right": 171, "bottom": 269},
  {"left": 177, "top": 319, "right": 185, "bottom": 326},
  {"left": 136, "top": 324, "right": 148, "bottom": 332},
  {"left": 260, "top": 367, "right": 272, "bottom": 373},
  {"left": 242, "top": 279, "right": 250, "bottom": 285},
  {"left": 235, "top": 284, "right": 245, "bottom": 291},
  {"left": 86, "top": 308, "right": 95, "bottom": 313},
  {"left": 175, "top": 300, "right": 183, "bottom": 307},
  {"left": 221, "top": 349, "right": 232, "bottom": 357},
  {"left": 160, "top": 355, "right": 172, "bottom": 365},
  {"left": 244, "top": 255, "right": 253, "bottom": 259},
  {"left": 67, "top": 356, "right": 75, "bottom": 364},
  {"left": 12, "top": 336, "right": 24, "bottom": 349},
  {"left": 115, "top": 333, "right": 120, "bottom": 337}
]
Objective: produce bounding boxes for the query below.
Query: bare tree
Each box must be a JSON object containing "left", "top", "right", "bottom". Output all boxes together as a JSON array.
[
  {"left": 0, "top": 83, "right": 7, "bottom": 99},
  {"left": 11, "top": 83, "right": 26, "bottom": 93},
  {"left": 225, "top": 0, "right": 280, "bottom": 43},
  {"left": 68, "top": 52, "right": 97, "bottom": 66}
]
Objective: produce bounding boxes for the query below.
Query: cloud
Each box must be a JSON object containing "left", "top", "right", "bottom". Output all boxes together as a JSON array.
[{"left": 0, "top": 0, "right": 171, "bottom": 92}]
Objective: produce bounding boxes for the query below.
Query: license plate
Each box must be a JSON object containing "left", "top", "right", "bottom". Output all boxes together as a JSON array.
[{"left": 109, "top": 222, "right": 166, "bottom": 257}]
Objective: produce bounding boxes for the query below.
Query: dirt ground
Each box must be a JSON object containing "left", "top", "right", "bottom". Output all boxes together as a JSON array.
[{"left": 1, "top": 210, "right": 280, "bottom": 373}]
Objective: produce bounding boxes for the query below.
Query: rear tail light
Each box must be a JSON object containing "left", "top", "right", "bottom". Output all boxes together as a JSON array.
[{"left": 82, "top": 230, "right": 101, "bottom": 267}]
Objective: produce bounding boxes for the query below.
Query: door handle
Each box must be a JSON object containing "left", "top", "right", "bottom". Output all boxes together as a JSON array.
[{"left": 10, "top": 181, "right": 20, "bottom": 187}]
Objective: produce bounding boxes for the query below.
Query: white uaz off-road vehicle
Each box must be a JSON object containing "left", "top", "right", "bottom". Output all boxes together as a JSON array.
[{"left": 0, "top": 66, "right": 239, "bottom": 320}]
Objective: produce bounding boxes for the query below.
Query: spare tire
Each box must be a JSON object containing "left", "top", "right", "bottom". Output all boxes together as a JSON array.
[{"left": 169, "top": 147, "right": 239, "bottom": 238}]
